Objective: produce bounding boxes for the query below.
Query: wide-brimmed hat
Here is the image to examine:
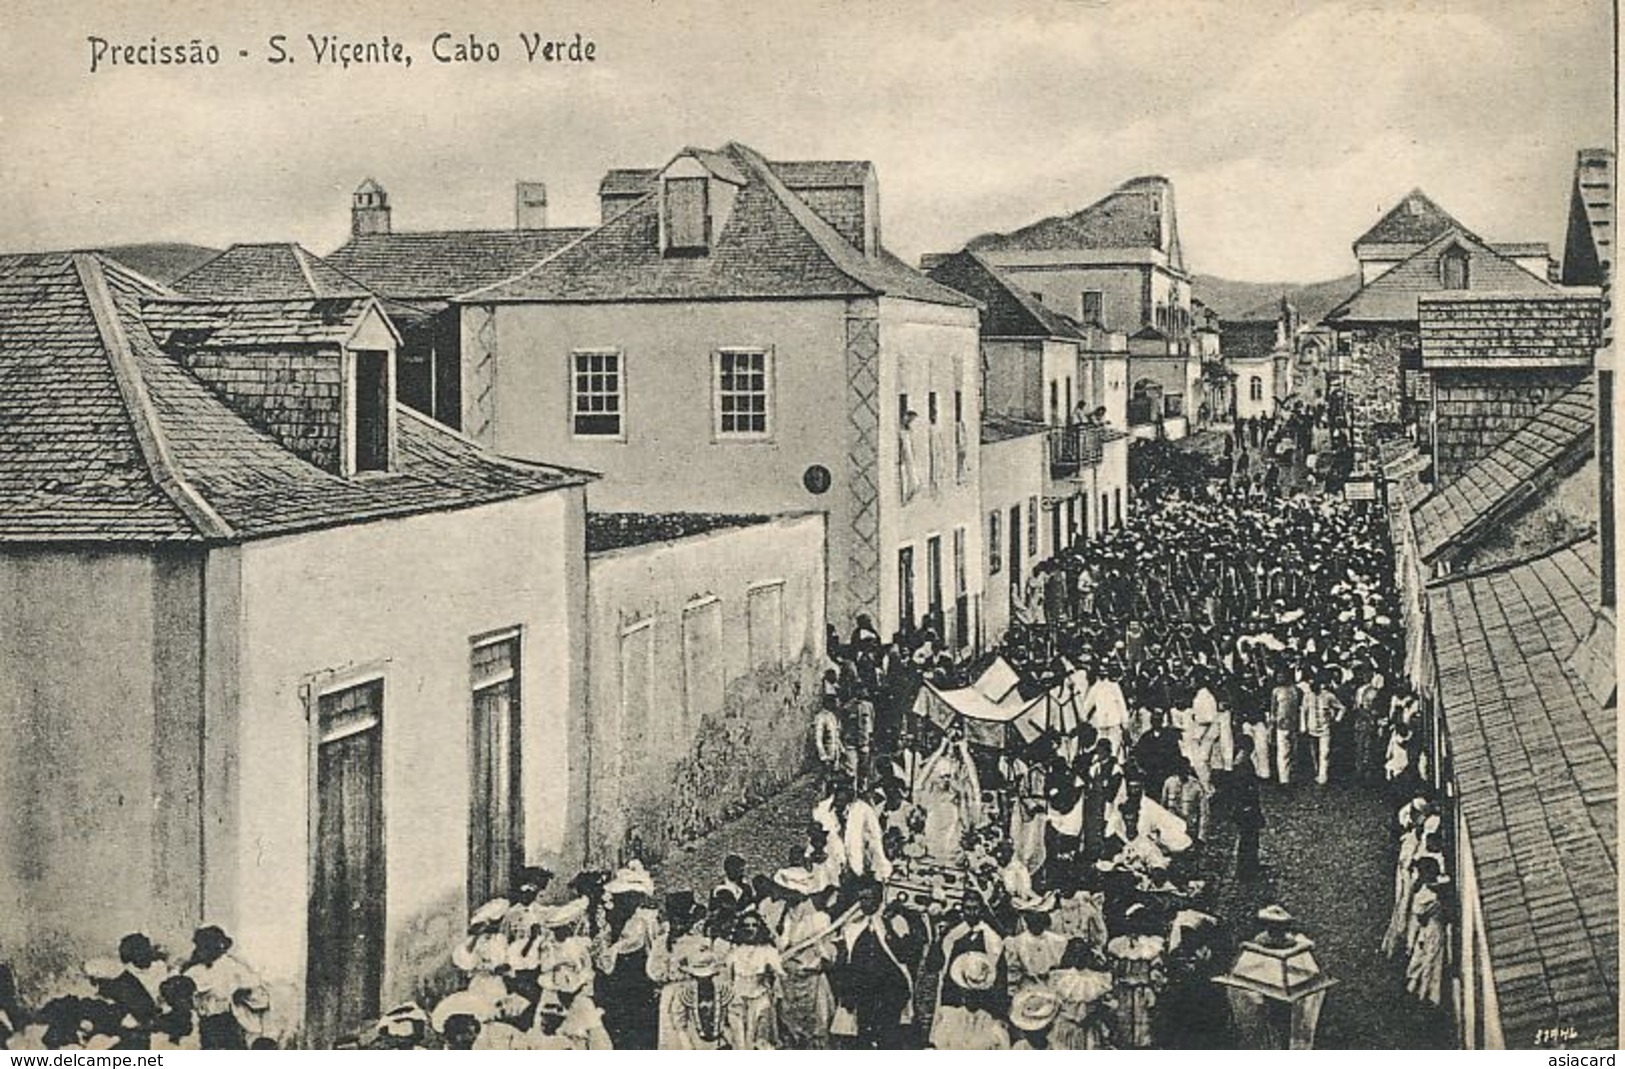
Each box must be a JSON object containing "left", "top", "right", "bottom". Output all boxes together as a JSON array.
[
  {"left": 947, "top": 951, "right": 997, "bottom": 991},
  {"left": 378, "top": 1003, "right": 430, "bottom": 1040},
  {"left": 469, "top": 897, "right": 511, "bottom": 928},
  {"left": 605, "top": 860, "right": 655, "bottom": 897},
  {"left": 675, "top": 943, "right": 723, "bottom": 979},
  {"left": 430, "top": 990, "right": 496, "bottom": 1034},
  {"left": 540, "top": 897, "right": 588, "bottom": 929},
  {"left": 1009, "top": 986, "right": 1061, "bottom": 1032},
  {"left": 460, "top": 973, "right": 506, "bottom": 1006}
]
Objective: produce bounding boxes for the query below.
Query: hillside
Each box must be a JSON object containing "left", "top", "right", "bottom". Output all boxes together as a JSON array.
[
  {"left": 101, "top": 243, "right": 220, "bottom": 284},
  {"left": 1193, "top": 272, "right": 1360, "bottom": 325},
  {"left": 1235, "top": 273, "right": 1361, "bottom": 325}
]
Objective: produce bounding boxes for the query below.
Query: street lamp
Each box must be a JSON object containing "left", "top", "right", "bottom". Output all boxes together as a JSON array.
[{"left": 1213, "top": 904, "right": 1338, "bottom": 1049}]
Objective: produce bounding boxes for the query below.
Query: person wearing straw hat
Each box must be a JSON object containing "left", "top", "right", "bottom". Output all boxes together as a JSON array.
[
  {"left": 453, "top": 897, "right": 511, "bottom": 976},
  {"left": 930, "top": 896, "right": 1005, "bottom": 1047},
  {"left": 725, "top": 910, "right": 784, "bottom": 1049},
  {"left": 1007, "top": 985, "right": 1061, "bottom": 1049},
  {"left": 517, "top": 897, "right": 593, "bottom": 1006},
  {"left": 1049, "top": 939, "right": 1115, "bottom": 1050},
  {"left": 1105, "top": 903, "right": 1166, "bottom": 1049},
  {"left": 529, "top": 954, "right": 612, "bottom": 1050},
  {"left": 657, "top": 941, "right": 733, "bottom": 1050},
  {"left": 1003, "top": 899, "right": 1066, "bottom": 994},
  {"left": 927, "top": 951, "right": 1009, "bottom": 1049},
  {"left": 181, "top": 926, "right": 260, "bottom": 1050},
  {"left": 597, "top": 859, "right": 661, "bottom": 1049},
  {"left": 771, "top": 867, "right": 838, "bottom": 1049}
]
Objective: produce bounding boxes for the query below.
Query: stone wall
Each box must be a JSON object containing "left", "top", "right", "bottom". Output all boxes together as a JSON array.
[
  {"left": 179, "top": 347, "right": 345, "bottom": 471},
  {"left": 1432, "top": 367, "right": 1589, "bottom": 483},
  {"left": 584, "top": 513, "right": 827, "bottom": 866}
]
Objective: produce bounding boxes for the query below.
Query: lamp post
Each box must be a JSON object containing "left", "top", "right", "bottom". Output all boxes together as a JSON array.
[{"left": 1213, "top": 904, "right": 1338, "bottom": 1049}]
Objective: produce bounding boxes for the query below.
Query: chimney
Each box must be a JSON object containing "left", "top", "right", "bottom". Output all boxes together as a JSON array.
[
  {"left": 351, "top": 178, "right": 392, "bottom": 236},
  {"left": 515, "top": 181, "right": 548, "bottom": 230}
]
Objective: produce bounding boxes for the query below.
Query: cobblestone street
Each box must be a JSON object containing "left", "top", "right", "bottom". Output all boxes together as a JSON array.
[
  {"left": 651, "top": 763, "right": 1451, "bottom": 1048},
  {"left": 1216, "top": 779, "right": 1451, "bottom": 1049}
]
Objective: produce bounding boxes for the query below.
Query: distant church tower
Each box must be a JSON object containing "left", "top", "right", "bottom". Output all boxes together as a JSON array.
[{"left": 351, "top": 178, "right": 392, "bottom": 236}]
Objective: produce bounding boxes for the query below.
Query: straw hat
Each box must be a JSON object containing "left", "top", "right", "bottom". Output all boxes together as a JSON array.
[
  {"left": 431, "top": 990, "right": 496, "bottom": 1034},
  {"left": 540, "top": 897, "right": 588, "bottom": 929},
  {"left": 946, "top": 951, "right": 996, "bottom": 992},
  {"left": 605, "top": 860, "right": 655, "bottom": 897},
  {"left": 469, "top": 897, "right": 511, "bottom": 928},
  {"left": 675, "top": 943, "right": 723, "bottom": 980},
  {"left": 1008, "top": 987, "right": 1061, "bottom": 1032}
]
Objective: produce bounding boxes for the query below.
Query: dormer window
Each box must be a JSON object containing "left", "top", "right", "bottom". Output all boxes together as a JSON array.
[
  {"left": 352, "top": 350, "right": 391, "bottom": 473},
  {"left": 1440, "top": 246, "right": 1470, "bottom": 290},
  {"left": 663, "top": 177, "right": 710, "bottom": 254}
]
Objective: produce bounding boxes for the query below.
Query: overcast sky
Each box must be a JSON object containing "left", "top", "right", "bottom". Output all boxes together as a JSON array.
[{"left": 0, "top": 0, "right": 1614, "bottom": 281}]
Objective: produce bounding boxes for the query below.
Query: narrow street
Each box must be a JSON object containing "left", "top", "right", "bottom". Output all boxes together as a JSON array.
[{"left": 1215, "top": 779, "right": 1451, "bottom": 1049}]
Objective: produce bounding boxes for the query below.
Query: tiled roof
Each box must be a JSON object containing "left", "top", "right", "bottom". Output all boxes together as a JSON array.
[
  {"left": 925, "top": 250, "right": 1081, "bottom": 339},
  {"left": 142, "top": 296, "right": 383, "bottom": 350},
  {"left": 1412, "top": 380, "right": 1595, "bottom": 562},
  {"left": 1353, "top": 189, "right": 1481, "bottom": 249},
  {"left": 466, "top": 142, "right": 975, "bottom": 308},
  {"left": 1220, "top": 319, "right": 1279, "bottom": 360},
  {"left": 325, "top": 228, "right": 591, "bottom": 300},
  {"left": 599, "top": 159, "right": 871, "bottom": 197},
  {"left": 1426, "top": 541, "right": 1617, "bottom": 1048},
  {"left": 966, "top": 177, "right": 1168, "bottom": 256},
  {"left": 1419, "top": 291, "right": 1603, "bottom": 368},
  {"left": 0, "top": 253, "right": 200, "bottom": 541},
  {"left": 0, "top": 252, "right": 588, "bottom": 545},
  {"left": 1324, "top": 230, "right": 1552, "bottom": 326},
  {"left": 586, "top": 511, "right": 769, "bottom": 553},
  {"left": 172, "top": 243, "right": 373, "bottom": 301}
]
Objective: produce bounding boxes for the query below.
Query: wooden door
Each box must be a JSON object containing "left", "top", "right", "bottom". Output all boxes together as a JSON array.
[
  {"left": 307, "top": 681, "right": 385, "bottom": 1047},
  {"left": 469, "top": 637, "right": 522, "bottom": 910}
]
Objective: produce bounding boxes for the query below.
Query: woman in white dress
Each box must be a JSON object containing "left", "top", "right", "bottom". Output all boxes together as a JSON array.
[{"left": 915, "top": 736, "right": 982, "bottom": 863}]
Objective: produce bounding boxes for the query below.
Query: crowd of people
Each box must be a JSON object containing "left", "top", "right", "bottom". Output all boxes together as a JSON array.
[
  {"left": 0, "top": 927, "right": 274, "bottom": 1051},
  {"left": 0, "top": 404, "right": 1446, "bottom": 1050}
]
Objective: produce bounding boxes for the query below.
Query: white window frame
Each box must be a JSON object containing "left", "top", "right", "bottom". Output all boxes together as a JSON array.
[
  {"left": 713, "top": 347, "right": 774, "bottom": 441},
  {"left": 570, "top": 347, "right": 626, "bottom": 441}
]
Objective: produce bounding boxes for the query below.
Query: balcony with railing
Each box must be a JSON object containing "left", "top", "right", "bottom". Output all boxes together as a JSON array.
[{"left": 1049, "top": 423, "right": 1105, "bottom": 477}]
